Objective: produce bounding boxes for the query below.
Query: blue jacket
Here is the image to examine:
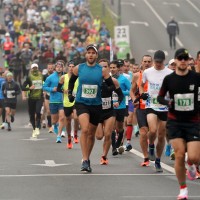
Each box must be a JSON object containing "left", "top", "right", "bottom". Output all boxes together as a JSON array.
[
  {"left": 113, "top": 74, "right": 131, "bottom": 109},
  {"left": 43, "top": 72, "right": 63, "bottom": 103},
  {"left": 0, "top": 77, "right": 5, "bottom": 100}
]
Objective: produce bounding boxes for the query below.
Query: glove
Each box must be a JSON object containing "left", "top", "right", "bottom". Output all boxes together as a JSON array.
[
  {"left": 141, "top": 93, "right": 149, "bottom": 100},
  {"left": 68, "top": 94, "right": 75, "bottom": 103},
  {"left": 134, "top": 96, "right": 141, "bottom": 103}
]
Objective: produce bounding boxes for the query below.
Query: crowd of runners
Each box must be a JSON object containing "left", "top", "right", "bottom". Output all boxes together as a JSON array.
[{"left": 0, "top": 1, "right": 199, "bottom": 200}]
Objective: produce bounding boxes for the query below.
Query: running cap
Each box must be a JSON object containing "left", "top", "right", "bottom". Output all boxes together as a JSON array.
[
  {"left": 154, "top": 50, "right": 165, "bottom": 62},
  {"left": 174, "top": 48, "right": 189, "bottom": 59},
  {"left": 86, "top": 44, "right": 98, "bottom": 53},
  {"left": 6, "top": 72, "right": 13, "bottom": 77},
  {"left": 5, "top": 32, "right": 10, "bottom": 37},
  {"left": 31, "top": 63, "right": 39, "bottom": 69},
  {"left": 117, "top": 59, "right": 124, "bottom": 67},
  {"left": 168, "top": 59, "right": 175, "bottom": 65}
]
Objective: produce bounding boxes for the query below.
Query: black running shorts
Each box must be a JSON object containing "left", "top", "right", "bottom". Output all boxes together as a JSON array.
[{"left": 166, "top": 120, "right": 200, "bottom": 142}]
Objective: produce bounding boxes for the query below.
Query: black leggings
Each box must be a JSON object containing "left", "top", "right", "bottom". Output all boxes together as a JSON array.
[{"left": 28, "top": 99, "right": 43, "bottom": 129}]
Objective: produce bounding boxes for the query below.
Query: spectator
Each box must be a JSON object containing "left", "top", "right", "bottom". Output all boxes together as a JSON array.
[{"left": 166, "top": 16, "right": 179, "bottom": 49}]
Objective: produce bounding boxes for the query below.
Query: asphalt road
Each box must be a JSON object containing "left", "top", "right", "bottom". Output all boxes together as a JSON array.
[
  {"left": 0, "top": 102, "right": 200, "bottom": 200},
  {"left": 107, "top": 0, "right": 200, "bottom": 63}
]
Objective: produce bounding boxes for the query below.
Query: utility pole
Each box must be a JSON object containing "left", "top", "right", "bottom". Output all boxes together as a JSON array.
[{"left": 118, "top": 0, "right": 121, "bottom": 25}]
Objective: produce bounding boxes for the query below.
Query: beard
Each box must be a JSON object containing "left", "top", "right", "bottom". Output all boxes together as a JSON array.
[
  {"left": 87, "top": 58, "right": 96, "bottom": 65},
  {"left": 177, "top": 66, "right": 187, "bottom": 72}
]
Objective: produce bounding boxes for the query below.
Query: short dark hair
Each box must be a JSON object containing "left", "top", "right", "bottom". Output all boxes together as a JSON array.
[
  {"left": 196, "top": 51, "right": 200, "bottom": 58},
  {"left": 98, "top": 59, "right": 110, "bottom": 65},
  {"left": 142, "top": 55, "right": 152, "bottom": 61}
]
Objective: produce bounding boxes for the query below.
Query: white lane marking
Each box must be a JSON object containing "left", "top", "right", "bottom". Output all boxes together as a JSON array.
[
  {"left": 31, "top": 160, "right": 72, "bottom": 167},
  {"left": 163, "top": 2, "right": 180, "bottom": 7},
  {"left": 130, "top": 148, "right": 175, "bottom": 174},
  {"left": 130, "top": 21, "right": 149, "bottom": 26},
  {"left": 21, "top": 138, "right": 48, "bottom": 141},
  {"left": 186, "top": 0, "right": 200, "bottom": 14},
  {"left": 179, "top": 22, "right": 198, "bottom": 27},
  {"left": 121, "top": 2, "right": 135, "bottom": 7},
  {"left": 144, "top": 0, "right": 183, "bottom": 47},
  {"left": 0, "top": 173, "right": 174, "bottom": 177},
  {"left": 122, "top": 195, "right": 200, "bottom": 199}
]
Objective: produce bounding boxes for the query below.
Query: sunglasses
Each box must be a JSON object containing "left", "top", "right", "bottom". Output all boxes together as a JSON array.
[{"left": 177, "top": 55, "right": 189, "bottom": 61}]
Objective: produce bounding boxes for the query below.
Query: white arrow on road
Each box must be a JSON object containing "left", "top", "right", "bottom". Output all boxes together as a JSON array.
[
  {"left": 31, "top": 160, "right": 72, "bottom": 167},
  {"left": 178, "top": 22, "right": 198, "bottom": 27},
  {"left": 121, "top": 2, "right": 135, "bottom": 7},
  {"left": 147, "top": 50, "right": 168, "bottom": 56},
  {"left": 163, "top": 2, "right": 180, "bottom": 7},
  {"left": 130, "top": 21, "right": 149, "bottom": 26}
]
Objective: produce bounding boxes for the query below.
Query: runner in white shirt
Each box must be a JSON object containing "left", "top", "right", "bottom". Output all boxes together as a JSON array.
[{"left": 140, "top": 50, "right": 173, "bottom": 172}]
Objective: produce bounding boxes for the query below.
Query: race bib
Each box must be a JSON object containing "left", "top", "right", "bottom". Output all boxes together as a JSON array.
[
  {"left": 32, "top": 80, "right": 43, "bottom": 89},
  {"left": 81, "top": 84, "right": 97, "bottom": 98},
  {"left": 102, "top": 97, "right": 112, "bottom": 110},
  {"left": 7, "top": 90, "right": 15, "bottom": 98},
  {"left": 174, "top": 93, "right": 194, "bottom": 111},
  {"left": 151, "top": 97, "right": 159, "bottom": 105}
]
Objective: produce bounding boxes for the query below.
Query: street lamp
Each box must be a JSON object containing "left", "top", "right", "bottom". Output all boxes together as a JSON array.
[{"left": 118, "top": 0, "right": 121, "bottom": 25}]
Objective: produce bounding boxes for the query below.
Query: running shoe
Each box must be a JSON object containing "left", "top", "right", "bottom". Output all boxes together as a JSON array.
[
  {"left": 148, "top": 146, "right": 156, "bottom": 161},
  {"left": 165, "top": 144, "right": 171, "bottom": 157},
  {"left": 0, "top": 123, "right": 4, "bottom": 129},
  {"left": 118, "top": 146, "right": 125, "bottom": 154},
  {"left": 196, "top": 166, "right": 200, "bottom": 179},
  {"left": 53, "top": 124, "right": 58, "bottom": 135},
  {"left": 48, "top": 127, "right": 53, "bottom": 133},
  {"left": 177, "top": 188, "right": 188, "bottom": 200},
  {"left": 61, "top": 131, "right": 66, "bottom": 138},
  {"left": 74, "top": 136, "right": 79, "bottom": 144},
  {"left": 155, "top": 161, "right": 163, "bottom": 172},
  {"left": 125, "top": 143, "right": 132, "bottom": 151},
  {"left": 56, "top": 136, "right": 62, "bottom": 143},
  {"left": 35, "top": 128, "right": 40, "bottom": 136},
  {"left": 186, "top": 164, "right": 196, "bottom": 180},
  {"left": 32, "top": 130, "right": 37, "bottom": 138},
  {"left": 81, "top": 160, "right": 92, "bottom": 172},
  {"left": 11, "top": 115, "right": 14, "bottom": 123},
  {"left": 67, "top": 141, "right": 73, "bottom": 149},
  {"left": 170, "top": 149, "right": 175, "bottom": 160},
  {"left": 7, "top": 126, "right": 11, "bottom": 131},
  {"left": 42, "top": 120, "right": 46, "bottom": 128},
  {"left": 112, "top": 148, "right": 118, "bottom": 156},
  {"left": 140, "top": 160, "right": 150, "bottom": 167},
  {"left": 135, "top": 131, "right": 139, "bottom": 137},
  {"left": 1, "top": 122, "right": 7, "bottom": 129},
  {"left": 100, "top": 156, "right": 108, "bottom": 165}
]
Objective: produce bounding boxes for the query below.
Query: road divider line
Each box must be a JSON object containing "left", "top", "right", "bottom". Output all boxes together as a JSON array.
[
  {"left": 186, "top": 0, "right": 200, "bottom": 14},
  {"left": 0, "top": 173, "right": 174, "bottom": 177},
  {"left": 130, "top": 148, "right": 175, "bottom": 174}
]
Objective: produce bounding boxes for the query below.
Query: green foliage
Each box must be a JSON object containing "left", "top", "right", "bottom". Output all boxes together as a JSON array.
[{"left": 89, "top": 0, "right": 116, "bottom": 38}]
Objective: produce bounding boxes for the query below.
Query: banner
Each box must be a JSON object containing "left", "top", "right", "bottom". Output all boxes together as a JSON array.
[{"left": 114, "top": 25, "right": 131, "bottom": 59}]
